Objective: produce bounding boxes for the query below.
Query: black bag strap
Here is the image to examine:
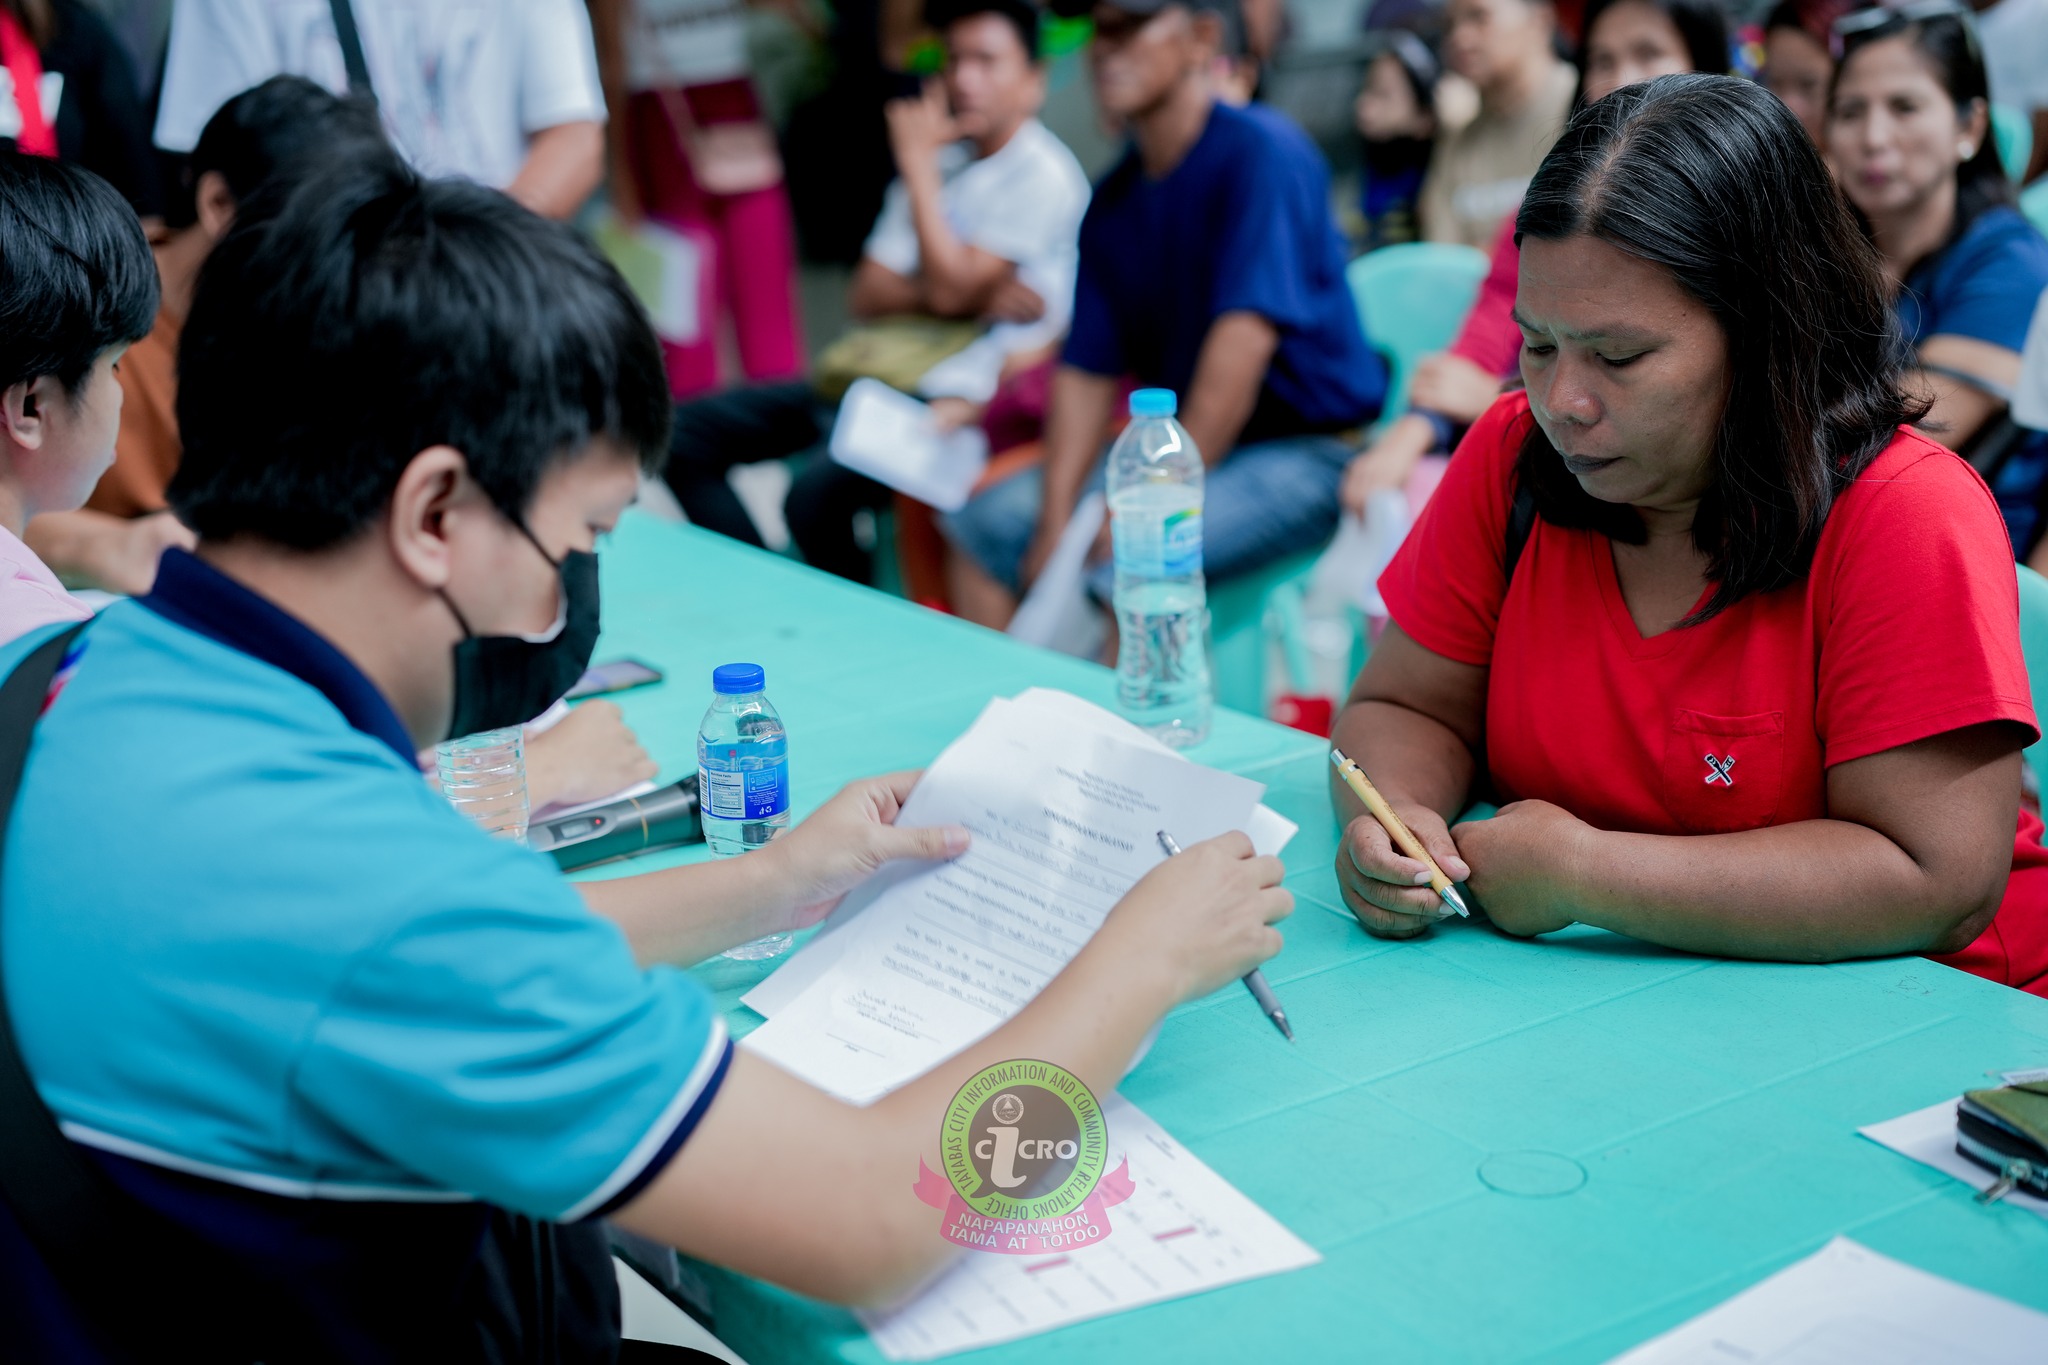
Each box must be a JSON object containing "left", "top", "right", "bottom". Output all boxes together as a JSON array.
[
  {"left": 327, "top": 0, "right": 376, "bottom": 103},
  {"left": 0, "top": 625, "right": 115, "bottom": 1267},
  {"left": 0, "top": 625, "right": 257, "bottom": 1357},
  {"left": 1503, "top": 477, "right": 1537, "bottom": 586}
]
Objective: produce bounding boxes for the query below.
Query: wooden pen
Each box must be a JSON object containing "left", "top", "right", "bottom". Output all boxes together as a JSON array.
[{"left": 1329, "top": 747, "right": 1469, "bottom": 917}]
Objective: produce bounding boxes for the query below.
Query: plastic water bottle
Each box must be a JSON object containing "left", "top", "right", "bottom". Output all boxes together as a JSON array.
[
  {"left": 438, "top": 726, "right": 530, "bottom": 843},
  {"left": 698, "top": 662, "right": 793, "bottom": 961},
  {"left": 1108, "top": 388, "right": 1212, "bottom": 748}
]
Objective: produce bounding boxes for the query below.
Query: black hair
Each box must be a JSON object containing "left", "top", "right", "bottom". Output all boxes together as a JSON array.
[
  {"left": 1833, "top": 12, "right": 2014, "bottom": 262},
  {"left": 924, "top": 0, "right": 1041, "bottom": 59},
  {"left": 1578, "top": 0, "right": 1731, "bottom": 95},
  {"left": 1378, "top": 29, "right": 1441, "bottom": 109},
  {"left": 1514, "top": 74, "right": 1922, "bottom": 625},
  {"left": 166, "top": 75, "right": 398, "bottom": 231},
  {"left": 0, "top": 149, "right": 157, "bottom": 399},
  {"left": 169, "top": 162, "right": 671, "bottom": 550}
]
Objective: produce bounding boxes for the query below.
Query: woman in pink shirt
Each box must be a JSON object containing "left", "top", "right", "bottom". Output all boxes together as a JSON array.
[{"left": 0, "top": 148, "right": 157, "bottom": 645}]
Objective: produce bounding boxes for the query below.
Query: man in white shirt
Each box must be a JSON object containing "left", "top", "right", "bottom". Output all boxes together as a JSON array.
[
  {"left": 663, "top": 0, "right": 1091, "bottom": 584},
  {"left": 153, "top": 0, "right": 607, "bottom": 219}
]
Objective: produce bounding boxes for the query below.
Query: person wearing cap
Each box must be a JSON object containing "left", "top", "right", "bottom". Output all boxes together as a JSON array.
[{"left": 943, "top": 0, "right": 1388, "bottom": 628}]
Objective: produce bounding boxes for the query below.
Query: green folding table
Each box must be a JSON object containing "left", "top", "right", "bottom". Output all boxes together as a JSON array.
[{"left": 578, "top": 512, "right": 2048, "bottom": 1362}]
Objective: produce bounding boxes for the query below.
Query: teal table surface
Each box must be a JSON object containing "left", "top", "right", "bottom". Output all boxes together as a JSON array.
[{"left": 580, "top": 512, "right": 2048, "bottom": 1363}]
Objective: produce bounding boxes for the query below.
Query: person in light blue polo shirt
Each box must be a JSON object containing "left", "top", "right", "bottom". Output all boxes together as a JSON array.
[{"left": 0, "top": 156, "right": 1294, "bottom": 1358}]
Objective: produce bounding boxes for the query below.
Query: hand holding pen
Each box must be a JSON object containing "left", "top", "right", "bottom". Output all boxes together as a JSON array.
[
  {"left": 1330, "top": 747, "right": 1472, "bottom": 938},
  {"left": 1157, "top": 830, "right": 1294, "bottom": 1041}
]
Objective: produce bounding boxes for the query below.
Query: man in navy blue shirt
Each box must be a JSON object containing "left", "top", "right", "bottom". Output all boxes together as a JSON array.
[{"left": 944, "top": 0, "right": 1388, "bottom": 623}]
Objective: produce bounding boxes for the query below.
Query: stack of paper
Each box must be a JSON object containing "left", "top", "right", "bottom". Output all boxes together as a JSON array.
[
  {"left": 740, "top": 689, "right": 1295, "bottom": 1103},
  {"left": 859, "top": 1095, "right": 1321, "bottom": 1361},
  {"left": 1606, "top": 1236, "right": 2048, "bottom": 1363}
]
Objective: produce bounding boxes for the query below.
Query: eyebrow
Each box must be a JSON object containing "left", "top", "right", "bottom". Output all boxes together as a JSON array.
[{"left": 1510, "top": 309, "right": 1664, "bottom": 346}]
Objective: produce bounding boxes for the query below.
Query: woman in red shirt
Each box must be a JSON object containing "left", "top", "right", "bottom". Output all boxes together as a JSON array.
[{"left": 1330, "top": 73, "right": 2048, "bottom": 995}]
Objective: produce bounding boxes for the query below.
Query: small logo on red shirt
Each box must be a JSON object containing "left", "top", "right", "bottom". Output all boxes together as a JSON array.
[{"left": 1703, "top": 754, "right": 1736, "bottom": 787}]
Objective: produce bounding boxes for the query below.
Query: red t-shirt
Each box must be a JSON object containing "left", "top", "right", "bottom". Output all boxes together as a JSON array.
[{"left": 1379, "top": 393, "right": 2048, "bottom": 994}]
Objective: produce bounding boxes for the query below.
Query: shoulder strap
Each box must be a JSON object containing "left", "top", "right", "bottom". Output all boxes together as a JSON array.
[
  {"left": 327, "top": 0, "right": 376, "bottom": 103},
  {"left": 1503, "top": 478, "right": 1537, "bottom": 585},
  {"left": 0, "top": 625, "right": 116, "bottom": 1270},
  {"left": 0, "top": 625, "right": 256, "bottom": 1356}
]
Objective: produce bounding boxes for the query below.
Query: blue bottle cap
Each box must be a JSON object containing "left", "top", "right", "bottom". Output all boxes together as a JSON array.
[
  {"left": 712, "top": 662, "right": 766, "bottom": 694},
  {"left": 1129, "top": 388, "right": 1178, "bottom": 418}
]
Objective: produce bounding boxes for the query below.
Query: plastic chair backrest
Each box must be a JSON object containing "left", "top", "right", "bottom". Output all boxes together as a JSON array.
[
  {"left": 2017, "top": 565, "right": 2048, "bottom": 785},
  {"left": 1345, "top": 242, "right": 1491, "bottom": 418},
  {"left": 2024, "top": 179, "right": 2048, "bottom": 241},
  {"left": 1994, "top": 103, "right": 2033, "bottom": 186}
]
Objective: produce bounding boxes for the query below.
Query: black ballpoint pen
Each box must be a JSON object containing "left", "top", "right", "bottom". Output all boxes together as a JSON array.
[{"left": 1157, "top": 830, "right": 1294, "bottom": 1041}]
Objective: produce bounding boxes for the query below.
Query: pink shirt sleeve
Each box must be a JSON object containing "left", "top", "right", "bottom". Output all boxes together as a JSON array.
[
  {"left": 0, "top": 525, "right": 92, "bottom": 648},
  {"left": 1447, "top": 217, "right": 1524, "bottom": 379}
]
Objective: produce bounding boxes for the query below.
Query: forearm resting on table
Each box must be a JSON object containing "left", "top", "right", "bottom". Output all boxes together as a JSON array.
[
  {"left": 1328, "top": 698, "right": 1476, "bottom": 825},
  {"left": 612, "top": 935, "right": 1180, "bottom": 1306},
  {"left": 1568, "top": 727, "right": 2024, "bottom": 961},
  {"left": 576, "top": 855, "right": 786, "bottom": 966},
  {"left": 1572, "top": 818, "right": 2003, "bottom": 961},
  {"left": 1329, "top": 627, "right": 1486, "bottom": 823}
]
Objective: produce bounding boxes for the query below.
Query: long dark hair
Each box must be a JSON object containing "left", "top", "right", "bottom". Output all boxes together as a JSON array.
[
  {"left": 1514, "top": 74, "right": 1922, "bottom": 625},
  {"left": 1832, "top": 11, "right": 2014, "bottom": 267},
  {"left": 1577, "top": 0, "right": 1731, "bottom": 101}
]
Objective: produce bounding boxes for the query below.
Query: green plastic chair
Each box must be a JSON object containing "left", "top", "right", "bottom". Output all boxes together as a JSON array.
[
  {"left": 1209, "top": 244, "right": 1491, "bottom": 718},
  {"left": 2023, "top": 179, "right": 2048, "bottom": 241},
  {"left": 1994, "top": 104, "right": 2033, "bottom": 186},
  {"left": 2018, "top": 565, "right": 2048, "bottom": 785},
  {"left": 1344, "top": 242, "right": 1491, "bottom": 418}
]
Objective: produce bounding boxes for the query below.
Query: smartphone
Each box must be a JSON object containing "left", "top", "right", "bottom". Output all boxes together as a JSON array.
[{"left": 567, "top": 658, "right": 665, "bottom": 700}]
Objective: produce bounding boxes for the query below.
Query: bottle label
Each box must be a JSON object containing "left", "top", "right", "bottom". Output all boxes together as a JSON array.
[
  {"left": 1112, "top": 507, "right": 1202, "bottom": 578},
  {"left": 704, "top": 761, "right": 789, "bottom": 821},
  {"left": 1161, "top": 508, "right": 1202, "bottom": 578}
]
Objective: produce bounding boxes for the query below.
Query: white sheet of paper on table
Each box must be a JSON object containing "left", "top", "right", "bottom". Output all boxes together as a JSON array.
[
  {"left": 1859, "top": 1099, "right": 2048, "bottom": 1220},
  {"left": 740, "top": 695, "right": 1264, "bottom": 1103},
  {"left": 858, "top": 1094, "right": 1321, "bottom": 1361},
  {"left": 828, "top": 378, "right": 991, "bottom": 513},
  {"left": 1008, "top": 492, "right": 1108, "bottom": 658},
  {"left": 740, "top": 689, "right": 1296, "bottom": 1025},
  {"left": 1604, "top": 1236, "right": 2048, "bottom": 1364}
]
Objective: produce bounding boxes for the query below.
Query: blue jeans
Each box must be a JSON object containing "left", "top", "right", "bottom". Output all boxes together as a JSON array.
[{"left": 944, "top": 433, "right": 1353, "bottom": 600}]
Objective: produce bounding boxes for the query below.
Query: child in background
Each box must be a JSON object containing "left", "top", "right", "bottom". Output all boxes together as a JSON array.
[
  {"left": 0, "top": 150, "right": 155, "bottom": 647},
  {"left": 1354, "top": 30, "right": 1439, "bottom": 252}
]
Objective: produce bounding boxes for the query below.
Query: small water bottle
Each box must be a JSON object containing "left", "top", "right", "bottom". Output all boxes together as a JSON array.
[
  {"left": 698, "top": 662, "right": 793, "bottom": 961},
  {"left": 438, "top": 725, "right": 530, "bottom": 843},
  {"left": 1108, "top": 388, "right": 1212, "bottom": 748}
]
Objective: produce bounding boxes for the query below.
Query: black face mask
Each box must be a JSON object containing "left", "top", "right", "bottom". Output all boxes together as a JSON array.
[{"left": 440, "top": 520, "right": 601, "bottom": 742}]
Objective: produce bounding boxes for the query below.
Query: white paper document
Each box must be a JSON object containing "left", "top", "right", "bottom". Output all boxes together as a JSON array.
[
  {"left": 829, "top": 378, "right": 991, "bottom": 513},
  {"left": 859, "top": 1095, "right": 1321, "bottom": 1361},
  {"left": 741, "top": 691, "right": 1268, "bottom": 1102},
  {"left": 1859, "top": 1099, "right": 2048, "bottom": 1220},
  {"left": 1008, "top": 492, "right": 1108, "bottom": 658},
  {"left": 1606, "top": 1236, "right": 2048, "bottom": 1364}
]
